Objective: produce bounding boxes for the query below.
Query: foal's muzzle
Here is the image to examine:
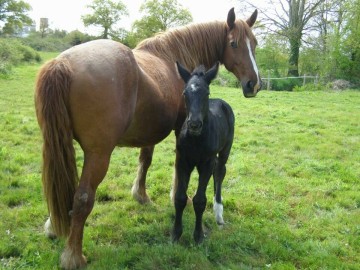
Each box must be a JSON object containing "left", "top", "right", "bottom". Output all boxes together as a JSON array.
[{"left": 187, "top": 119, "right": 203, "bottom": 136}]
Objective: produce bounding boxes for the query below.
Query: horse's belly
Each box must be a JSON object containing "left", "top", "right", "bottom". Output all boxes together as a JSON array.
[{"left": 117, "top": 111, "right": 177, "bottom": 147}]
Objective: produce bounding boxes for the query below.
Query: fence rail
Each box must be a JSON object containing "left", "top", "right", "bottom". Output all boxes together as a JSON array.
[{"left": 262, "top": 74, "right": 319, "bottom": 90}]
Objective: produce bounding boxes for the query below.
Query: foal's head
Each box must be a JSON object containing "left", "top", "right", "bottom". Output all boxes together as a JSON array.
[
  {"left": 176, "top": 62, "right": 219, "bottom": 136},
  {"left": 223, "top": 8, "right": 261, "bottom": 98}
]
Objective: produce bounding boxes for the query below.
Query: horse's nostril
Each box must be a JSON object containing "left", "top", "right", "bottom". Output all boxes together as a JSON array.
[
  {"left": 188, "top": 120, "right": 202, "bottom": 129},
  {"left": 246, "top": 80, "right": 254, "bottom": 89}
]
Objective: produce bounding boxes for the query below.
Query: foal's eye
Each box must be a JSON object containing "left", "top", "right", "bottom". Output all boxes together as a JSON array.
[{"left": 230, "top": 41, "right": 238, "bottom": 48}]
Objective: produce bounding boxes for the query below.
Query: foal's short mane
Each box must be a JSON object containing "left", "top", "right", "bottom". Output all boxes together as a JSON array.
[
  {"left": 192, "top": 65, "right": 206, "bottom": 77},
  {"left": 135, "top": 20, "right": 254, "bottom": 70}
]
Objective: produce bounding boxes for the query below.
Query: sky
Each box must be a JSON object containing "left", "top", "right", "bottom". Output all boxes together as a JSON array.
[{"left": 26, "top": 0, "right": 241, "bottom": 35}]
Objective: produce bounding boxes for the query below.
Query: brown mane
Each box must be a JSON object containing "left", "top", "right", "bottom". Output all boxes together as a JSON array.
[
  {"left": 134, "top": 20, "right": 255, "bottom": 70},
  {"left": 134, "top": 21, "right": 228, "bottom": 70}
]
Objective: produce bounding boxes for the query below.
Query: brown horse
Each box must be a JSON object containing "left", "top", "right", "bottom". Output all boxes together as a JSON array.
[{"left": 35, "top": 8, "right": 261, "bottom": 269}]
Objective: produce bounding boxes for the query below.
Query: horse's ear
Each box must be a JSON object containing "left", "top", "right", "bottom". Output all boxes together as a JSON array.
[
  {"left": 227, "top": 8, "right": 236, "bottom": 30},
  {"left": 176, "top": 61, "right": 191, "bottom": 83},
  {"left": 246, "top": 9, "right": 258, "bottom": 28},
  {"left": 205, "top": 62, "right": 219, "bottom": 84}
]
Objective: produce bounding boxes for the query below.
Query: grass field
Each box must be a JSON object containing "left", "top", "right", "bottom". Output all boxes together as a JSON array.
[{"left": 0, "top": 58, "right": 359, "bottom": 269}]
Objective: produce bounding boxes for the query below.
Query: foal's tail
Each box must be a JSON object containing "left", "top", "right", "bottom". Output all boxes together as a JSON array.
[{"left": 35, "top": 58, "right": 78, "bottom": 237}]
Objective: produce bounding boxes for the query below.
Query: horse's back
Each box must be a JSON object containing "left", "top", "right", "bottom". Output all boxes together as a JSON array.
[{"left": 58, "top": 40, "right": 140, "bottom": 150}]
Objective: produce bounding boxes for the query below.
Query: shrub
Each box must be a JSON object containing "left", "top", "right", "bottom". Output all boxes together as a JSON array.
[
  {"left": 213, "top": 67, "right": 240, "bottom": 88},
  {"left": 270, "top": 77, "right": 302, "bottom": 91},
  {"left": 0, "top": 38, "right": 41, "bottom": 75},
  {"left": 328, "top": 79, "right": 353, "bottom": 90},
  {"left": 293, "top": 83, "right": 327, "bottom": 92}
]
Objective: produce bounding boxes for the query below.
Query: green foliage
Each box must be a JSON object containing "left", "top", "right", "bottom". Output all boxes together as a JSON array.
[
  {"left": 0, "top": 38, "right": 41, "bottom": 75},
  {"left": 257, "top": 35, "right": 288, "bottom": 77},
  {"left": 270, "top": 77, "right": 302, "bottom": 91},
  {"left": 293, "top": 83, "right": 327, "bottom": 92},
  {"left": 0, "top": 60, "right": 359, "bottom": 269},
  {"left": 82, "top": 0, "right": 129, "bottom": 39},
  {"left": 65, "top": 30, "right": 94, "bottom": 46},
  {"left": 0, "top": 0, "right": 33, "bottom": 36},
  {"left": 212, "top": 66, "right": 239, "bottom": 88},
  {"left": 130, "top": 0, "right": 193, "bottom": 47}
]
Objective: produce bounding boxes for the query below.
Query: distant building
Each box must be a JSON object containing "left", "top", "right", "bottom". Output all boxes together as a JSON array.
[{"left": 20, "top": 23, "right": 36, "bottom": 37}]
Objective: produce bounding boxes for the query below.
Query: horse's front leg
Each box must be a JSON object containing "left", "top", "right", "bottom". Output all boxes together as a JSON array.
[
  {"left": 193, "top": 159, "right": 214, "bottom": 243},
  {"left": 60, "top": 152, "right": 111, "bottom": 270},
  {"left": 132, "top": 145, "right": 154, "bottom": 204},
  {"left": 172, "top": 154, "right": 192, "bottom": 242}
]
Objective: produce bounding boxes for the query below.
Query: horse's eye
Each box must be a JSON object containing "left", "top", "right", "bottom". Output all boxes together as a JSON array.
[{"left": 230, "top": 41, "right": 238, "bottom": 48}]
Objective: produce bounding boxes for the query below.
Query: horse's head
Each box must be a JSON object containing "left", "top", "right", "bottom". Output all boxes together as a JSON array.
[
  {"left": 176, "top": 61, "right": 219, "bottom": 136},
  {"left": 223, "top": 8, "right": 261, "bottom": 98}
]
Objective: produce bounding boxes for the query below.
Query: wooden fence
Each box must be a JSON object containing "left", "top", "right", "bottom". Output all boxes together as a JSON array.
[{"left": 262, "top": 73, "right": 319, "bottom": 90}]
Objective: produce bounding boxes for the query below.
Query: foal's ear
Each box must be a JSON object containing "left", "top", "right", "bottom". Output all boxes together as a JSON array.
[
  {"left": 176, "top": 61, "right": 191, "bottom": 83},
  {"left": 205, "top": 62, "right": 219, "bottom": 84},
  {"left": 227, "top": 8, "right": 236, "bottom": 30},
  {"left": 246, "top": 9, "right": 258, "bottom": 28}
]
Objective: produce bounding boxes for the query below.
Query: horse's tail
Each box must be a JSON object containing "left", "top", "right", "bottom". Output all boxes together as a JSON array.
[{"left": 35, "top": 58, "right": 78, "bottom": 237}]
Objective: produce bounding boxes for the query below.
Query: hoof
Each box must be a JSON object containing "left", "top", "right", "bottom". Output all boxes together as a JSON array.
[
  {"left": 44, "top": 217, "right": 57, "bottom": 239},
  {"left": 60, "top": 247, "right": 87, "bottom": 270},
  {"left": 193, "top": 230, "right": 205, "bottom": 244},
  {"left": 171, "top": 227, "right": 182, "bottom": 243},
  {"left": 131, "top": 185, "right": 151, "bottom": 204},
  {"left": 213, "top": 198, "right": 225, "bottom": 225}
]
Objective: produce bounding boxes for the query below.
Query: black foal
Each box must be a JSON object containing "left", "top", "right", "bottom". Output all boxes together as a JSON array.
[{"left": 172, "top": 62, "right": 235, "bottom": 243}]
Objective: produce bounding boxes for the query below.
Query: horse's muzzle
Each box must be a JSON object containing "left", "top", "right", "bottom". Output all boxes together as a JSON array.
[
  {"left": 242, "top": 80, "right": 262, "bottom": 98},
  {"left": 187, "top": 120, "right": 203, "bottom": 136}
]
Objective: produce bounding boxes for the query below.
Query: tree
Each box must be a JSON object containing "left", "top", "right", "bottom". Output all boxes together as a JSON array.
[
  {"left": 243, "top": 0, "right": 325, "bottom": 76},
  {"left": 131, "top": 0, "right": 192, "bottom": 46},
  {"left": 39, "top": 17, "right": 49, "bottom": 38},
  {"left": 0, "top": 0, "right": 32, "bottom": 36},
  {"left": 82, "top": 0, "right": 128, "bottom": 39}
]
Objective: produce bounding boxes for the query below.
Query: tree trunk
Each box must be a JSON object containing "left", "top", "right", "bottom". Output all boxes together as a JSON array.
[
  {"left": 103, "top": 27, "right": 109, "bottom": 39},
  {"left": 288, "top": 36, "right": 300, "bottom": 76}
]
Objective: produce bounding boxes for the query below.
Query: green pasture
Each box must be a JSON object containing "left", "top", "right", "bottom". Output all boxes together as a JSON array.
[{"left": 0, "top": 59, "right": 359, "bottom": 269}]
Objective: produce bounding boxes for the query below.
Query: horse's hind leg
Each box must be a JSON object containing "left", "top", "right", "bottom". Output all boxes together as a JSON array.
[
  {"left": 60, "top": 151, "right": 111, "bottom": 270},
  {"left": 213, "top": 149, "right": 231, "bottom": 225},
  {"left": 131, "top": 145, "right": 154, "bottom": 204}
]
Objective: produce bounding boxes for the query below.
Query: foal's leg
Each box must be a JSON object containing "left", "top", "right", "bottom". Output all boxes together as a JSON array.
[
  {"left": 193, "top": 159, "right": 215, "bottom": 243},
  {"left": 172, "top": 156, "right": 192, "bottom": 242},
  {"left": 171, "top": 152, "right": 192, "bottom": 204},
  {"left": 132, "top": 145, "right": 154, "bottom": 204},
  {"left": 213, "top": 149, "right": 231, "bottom": 225},
  {"left": 60, "top": 151, "right": 111, "bottom": 270}
]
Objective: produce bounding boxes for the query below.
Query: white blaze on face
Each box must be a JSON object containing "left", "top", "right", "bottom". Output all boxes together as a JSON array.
[
  {"left": 246, "top": 38, "right": 261, "bottom": 92},
  {"left": 190, "top": 83, "right": 198, "bottom": 92}
]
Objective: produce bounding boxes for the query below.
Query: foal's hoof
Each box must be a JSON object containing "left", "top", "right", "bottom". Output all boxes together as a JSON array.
[
  {"left": 171, "top": 227, "right": 183, "bottom": 243},
  {"left": 193, "top": 230, "right": 205, "bottom": 244},
  {"left": 60, "top": 247, "right": 87, "bottom": 270}
]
